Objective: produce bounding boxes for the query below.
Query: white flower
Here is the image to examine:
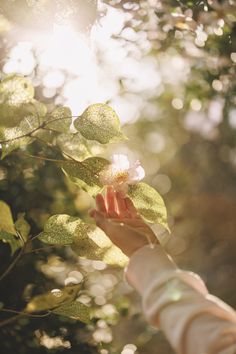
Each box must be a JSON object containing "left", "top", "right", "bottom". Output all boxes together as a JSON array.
[{"left": 100, "top": 154, "right": 145, "bottom": 193}]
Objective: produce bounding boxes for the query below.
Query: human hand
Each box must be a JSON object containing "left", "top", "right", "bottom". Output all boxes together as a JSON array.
[{"left": 89, "top": 186, "right": 159, "bottom": 257}]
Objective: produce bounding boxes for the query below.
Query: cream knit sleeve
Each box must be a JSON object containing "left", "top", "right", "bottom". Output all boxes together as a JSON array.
[{"left": 125, "top": 245, "right": 236, "bottom": 354}]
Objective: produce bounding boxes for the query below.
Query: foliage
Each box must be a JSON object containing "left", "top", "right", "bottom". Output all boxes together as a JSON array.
[
  {"left": 0, "top": 0, "right": 235, "bottom": 353},
  {"left": 0, "top": 72, "right": 168, "bottom": 348}
]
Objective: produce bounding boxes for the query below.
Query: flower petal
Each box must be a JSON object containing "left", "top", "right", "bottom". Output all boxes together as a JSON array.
[
  {"left": 128, "top": 161, "right": 145, "bottom": 183},
  {"left": 112, "top": 154, "right": 130, "bottom": 170}
]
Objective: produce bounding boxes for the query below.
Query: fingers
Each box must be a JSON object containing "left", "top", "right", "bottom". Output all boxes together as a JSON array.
[
  {"left": 115, "top": 191, "right": 129, "bottom": 217},
  {"left": 124, "top": 197, "right": 140, "bottom": 218},
  {"left": 93, "top": 188, "right": 139, "bottom": 221},
  {"left": 91, "top": 210, "right": 107, "bottom": 232},
  {"left": 106, "top": 186, "right": 117, "bottom": 217},
  {"left": 95, "top": 194, "right": 107, "bottom": 213}
]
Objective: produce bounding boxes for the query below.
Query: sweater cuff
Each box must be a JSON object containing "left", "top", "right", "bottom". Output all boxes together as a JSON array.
[{"left": 125, "top": 244, "right": 177, "bottom": 295}]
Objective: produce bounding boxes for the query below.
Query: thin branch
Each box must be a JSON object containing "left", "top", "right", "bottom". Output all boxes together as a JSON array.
[
  {"left": 0, "top": 115, "right": 73, "bottom": 145},
  {"left": 0, "top": 245, "right": 25, "bottom": 282},
  {"left": 0, "top": 310, "right": 50, "bottom": 328},
  {"left": 0, "top": 314, "right": 20, "bottom": 328},
  {"left": 20, "top": 152, "right": 101, "bottom": 178},
  {"left": 16, "top": 230, "right": 25, "bottom": 246},
  {"left": 1, "top": 308, "right": 50, "bottom": 318},
  {"left": 19, "top": 152, "right": 67, "bottom": 164},
  {"left": 33, "top": 135, "right": 55, "bottom": 148},
  {"left": 25, "top": 245, "right": 58, "bottom": 255}
]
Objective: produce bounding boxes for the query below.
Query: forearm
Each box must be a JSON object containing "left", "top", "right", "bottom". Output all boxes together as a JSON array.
[{"left": 125, "top": 245, "right": 236, "bottom": 354}]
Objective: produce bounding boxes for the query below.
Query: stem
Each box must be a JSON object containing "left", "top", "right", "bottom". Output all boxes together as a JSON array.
[
  {"left": 1, "top": 308, "right": 50, "bottom": 317},
  {"left": 0, "top": 232, "right": 39, "bottom": 282},
  {"left": 21, "top": 152, "right": 101, "bottom": 178},
  {"left": 0, "top": 310, "right": 50, "bottom": 328},
  {"left": 19, "top": 152, "right": 67, "bottom": 164},
  {"left": 0, "top": 115, "right": 73, "bottom": 145},
  {"left": 0, "top": 246, "right": 25, "bottom": 282},
  {"left": 25, "top": 245, "right": 57, "bottom": 255},
  {"left": 0, "top": 314, "right": 20, "bottom": 328}
]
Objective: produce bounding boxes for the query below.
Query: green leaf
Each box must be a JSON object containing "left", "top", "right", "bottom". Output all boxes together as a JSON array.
[
  {"left": 71, "top": 224, "right": 128, "bottom": 267},
  {"left": 128, "top": 182, "right": 170, "bottom": 232},
  {"left": 0, "top": 230, "right": 21, "bottom": 255},
  {"left": 0, "top": 75, "right": 34, "bottom": 105},
  {"left": 61, "top": 157, "right": 110, "bottom": 196},
  {"left": 57, "top": 133, "right": 91, "bottom": 161},
  {"left": 0, "top": 113, "right": 41, "bottom": 158},
  {"left": 38, "top": 214, "right": 83, "bottom": 245},
  {"left": 39, "top": 213, "right": 128, "bottom": 267},
  {"left": 26, "top": 285, "right": 81, "bottom": 313},
  {"left": 0, "top": 200, "right": 16, "bottom": 234},
  {"left": 74, "top": 103, "right": 125, "bottom": 144},
  {"left": 46, "top": 106, "right": 72, "bottom": 133},
  {"left": 0, "top": 76, "right": 35, "bottom": 127},
  {"left": 52, "top": 301, "right": 90, "bottom": 323},
  {"left": 0, "top": 200, "right": 22, "bottom": 254},
  {"left": 15, "top": 213, "right": 30, "bottom": 242}
]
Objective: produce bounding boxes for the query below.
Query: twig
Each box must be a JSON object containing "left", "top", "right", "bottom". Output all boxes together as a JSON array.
[
  {"left": 20, "top": 152, "right": 101, "bottom": 178},
  {"left": 0, "top": 115, "right": 73, "bottom": 145},
  {"left": 0, "top": 309, "right": 50, "bottom": 328},
  {"left": 25, "top": 245, "right": 58, "bottom": 255},
  {"left": 0, "top": 246, "right": 25, "bottom": 282},
  {"left": 0, "top": 314, "right": 20, "bottom": 328},
  {"left": 1, "top": 308, "right": 50, "bottom": 317}
]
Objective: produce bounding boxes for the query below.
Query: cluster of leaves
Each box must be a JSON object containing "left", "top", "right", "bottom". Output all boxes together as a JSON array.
[{"left": 0, "top": 75, "right": 168, "bottom": 328}]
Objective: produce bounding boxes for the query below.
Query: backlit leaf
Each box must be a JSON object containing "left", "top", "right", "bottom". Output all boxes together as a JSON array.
[
  {"left": 74, "top": 103, "right": 125, "bottom": 144},
  {"left": 39, "top": 213, "right": 128, "bottom": 267},
  {"left": 71, "top": 225, "right": 128, "bottom": 267},
  {"left": 26, "top": 284, "right": 81, "bottom": 313},
  {"left": 38, "top": 214, "right": 82, "bottom": 245},
  {"left": 128, "top": 182, "right": 170, "bottom": 232},
  {"left": 52, "top": 301, "right": 90, "bottom": 323},
  {"left": 61, "top": 157, "right": 110, "bottom": 196},
  {"left": 0, "top": 75, "right": 34, "bottom": 106},
  {"left": 0, "top": 76, "right": 35, "bottom": 127},
  {"left": 57, "top": 133, "right": 91, "bottom": 161},
  {"left": 0, "top": 200, "right": 22, "bottom": 254},
  {"left": 46, "top": 106, "right": 72, "bottom": 133},
  {"left": 0, "top": 231, "right": 21, "bottom": 255},
  {"left": 0, "top": 200, "right": 16, "bottom": 234},
  {"left": 15, "top": 213, "right": 30, "bottom": 242},
  {"left": 0, "top": 114, "right": 40, "bottom": 158}
]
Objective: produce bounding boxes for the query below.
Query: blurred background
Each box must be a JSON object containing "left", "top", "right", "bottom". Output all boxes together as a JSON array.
[{"left": 0, "top": 0, "right": 236, "bottom": 353}]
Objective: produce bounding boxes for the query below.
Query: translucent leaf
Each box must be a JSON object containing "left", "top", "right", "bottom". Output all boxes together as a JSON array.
[
  {"left": 39, "top": 213, "right": 128, "bottom": 267},
  {"left": 0, "top": 76, "right": 35, "bottom": 127},
  {"left": 52, "top": 301, "right": 90, "bottom": 323},
  {"left": 0, "top": 113, "right": 40, "bottom": 158},
  {"left": 74, "top": 103, "right": 125, "bottom": 144},
  {"left": 0, "top": 75, "right": 34, "bottom": 106},
  {"left": 57, "top": 133, "right": 91, "bottom": 161},
  {"left": 46, "top": 106, "right": 72, "bottom": 133},
  {"left": 61, "top": 157, "right": 110, "bottom": 196},
  {"left": 0, "top": 231, "right": 21, "bottom": 255},
  {"left": 128, "top": 182, "right": 170, "bottom": 232},
  {"left": 71, "top": 225, "right": 128, "bottom": 267},
  {"left": 0, "top": 200, "right": 22, "bottom": 254},
  {"left": 26, "top": 285, "right": 81, "bottom": 313},
  {"left": 0, "top": 200, "right": 16, "bottom": 234},
  {"left": 15, "top": 213, "right": 30, "bottom": 242},
  {"left": 38, "top": 214, "right": 83, "bottom": 245}
]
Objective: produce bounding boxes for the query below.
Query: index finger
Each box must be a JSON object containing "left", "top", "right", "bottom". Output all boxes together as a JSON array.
[
  {"left": 124, "top": 197, "right": 140, "bottom": 218},
  {"left": 96, "top": 194, "right": 107, "bottom": 213}
]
